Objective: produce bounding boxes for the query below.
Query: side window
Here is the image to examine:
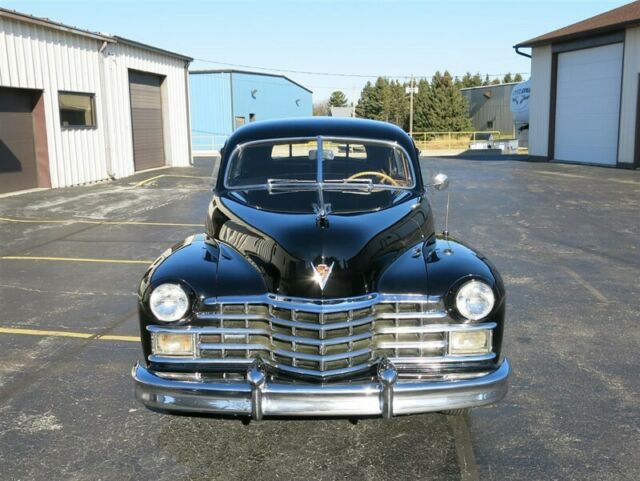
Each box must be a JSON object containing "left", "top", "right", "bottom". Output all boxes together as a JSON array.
[
  {"left": 234, "top": 116, "right": 245, "bottom": 130},
  {"left": 59, "top": 92, "right": 96, "bottom": 128}
]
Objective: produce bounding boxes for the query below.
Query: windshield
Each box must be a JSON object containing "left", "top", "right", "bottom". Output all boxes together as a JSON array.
[{"left": 224, "top": 137, "right": 414, "bottom": 191}]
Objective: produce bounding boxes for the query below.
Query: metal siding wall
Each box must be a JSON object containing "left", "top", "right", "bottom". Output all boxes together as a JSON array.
[
  {"left": 529, "top": 45, "right": 552, "bottom": 157},
  {"left": 190, "top": 72, "right": 233, "bottom": 150},
  {"left": 618, "top": 26, "right": 640, "bottom": 165},
  {"left": 231, "top": 73, "right": 312, "bottom": 125},
  {"left": 104, "top": 42, "right": 190, "bottom": 178},
  {"left": 0, "top": 17, "right": 107, "bottom": 188},
  {"left": 461, "top": 85, "right": 516, "bottom": 134},
  {"left": 0, "top": 17, "right": 190, "bottom": 188}
]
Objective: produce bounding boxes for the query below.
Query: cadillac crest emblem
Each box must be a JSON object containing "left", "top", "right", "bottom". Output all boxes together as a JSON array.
[{"left": 311, "top": 262, "right": 334, "bottom": 290}]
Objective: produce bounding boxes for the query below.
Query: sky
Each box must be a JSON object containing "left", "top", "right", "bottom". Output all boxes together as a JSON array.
[{"left": 2, "top": 0, "right": 631, "bottom": 103}]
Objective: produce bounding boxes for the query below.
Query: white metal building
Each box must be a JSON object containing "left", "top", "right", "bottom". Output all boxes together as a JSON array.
[
  {"left": 515, "top": 1, "right": 640, "bottom": 169},
  {"left": 0, "top": 8, "right": 192, "bottom": 194}
]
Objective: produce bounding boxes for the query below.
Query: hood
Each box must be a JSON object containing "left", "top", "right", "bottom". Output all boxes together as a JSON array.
[{"left": 207, "top": 191, "right": 434, "bottom": 298}]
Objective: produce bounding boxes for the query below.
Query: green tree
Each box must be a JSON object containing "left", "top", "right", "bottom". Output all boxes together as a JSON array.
[
  {"left": 513, "top": 73, "right": 524, "bottom": 82},
  {"left": 423, "top": 71, "right": 473, "bottom": 132},
  {"left": 328, "top": 90, "right": 349, "bottom": 107},
  {"left": 356, "top": 78, "right": 408, "bottom": 128},
  {"left": 458, "top": 72, "right": 483, "bottom": 89},
  {"left": 385, "top": 79, "right": 409, "bottom": 128},
  {"left": 503, "top": 73, "right": 513, "bottom": 83},
  {"left": 356, "top": 79, "right": 385, "bottom": 120},
  {"left": 411, "top": 78, "right": 431, "bottom": 132}
]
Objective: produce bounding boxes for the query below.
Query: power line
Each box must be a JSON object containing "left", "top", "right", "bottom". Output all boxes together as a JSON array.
[{"left": 193, "top": 57, "right": 529, "bottom": 81}]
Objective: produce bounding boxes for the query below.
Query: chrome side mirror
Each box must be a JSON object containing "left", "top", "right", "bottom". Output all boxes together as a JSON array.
[{"left": 431, "top": 173, "right": 449, "bottom": 191}]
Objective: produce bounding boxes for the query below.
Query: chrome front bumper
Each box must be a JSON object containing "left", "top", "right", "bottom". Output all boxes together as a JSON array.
[{"left": 133, "top": 359, "right": 510, "bottom": 419}]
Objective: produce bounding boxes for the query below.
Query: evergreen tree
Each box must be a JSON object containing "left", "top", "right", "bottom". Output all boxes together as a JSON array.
[
  {"left": 482, "top": 74, "right": 491, "bottom": 86},
  {"left": 328, "top": 90, "right": 349, "bottom": 108},
  {"left": 356, "top": 77, "right": 408, "bottom": 128},
  {"left": 503, "top": 73, "right": 513, "bottom": 83},
  {"left": 386, "top": 79, "right": 409, "bottom": 128},
  {"left": 424, "top": 71, "right": 473, "bottom": 132},
  {"left": 411, "top": 78, "right": 431, "bottom": 132},
  {"left": 514, "top": 73, "right": 524, "bottom": 82},
  {"left": 358, "top": 73, "right": 472, "bottom": 132},
  {"left": 356, "top": 79, "right": 386, "bottom": 120},
  {"left": 459, "top": 72, "right": 483, "bottom": 89}
]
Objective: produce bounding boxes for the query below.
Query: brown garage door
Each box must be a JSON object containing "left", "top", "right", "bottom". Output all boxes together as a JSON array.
[
  {"left": 129, "top": 70, "right": 165, "bottom": 171},
  {"left": 0, "top": 88, "right": 38, "bottom": 194}
]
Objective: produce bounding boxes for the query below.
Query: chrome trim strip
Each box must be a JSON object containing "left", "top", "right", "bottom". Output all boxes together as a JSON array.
[
  {"left": 376, "top": 311, "right": 447, "bottom": 320},
  {"left": 148, "top": 356, "right": 255, "bottom": 365},
  {"left": 388, "top": 353, "right": 496, "bottom": 363},
  {"left": 150, "top": 321, "right": 495, "bottom": 336},
  {"left": 272, "top": 330, "right": 372, "bottom": 346},
  {"left": 198, "top": 343, "right": 269, "bottom": 351},
  {"left": 148, "top": 352, "right": 496, "bottom": 365},
  {"left": 202, "top": 292, "right": 441, "bottom": 310},
  {"left": 273, "top": 347, "right": 371, "bottom": 362},
  {"left": 132, "top": 359, "right": 510, "bottom": 417},
  {"left": 195, "top": 313, "right": 376, "bottom": 332},
  {"left": 272, "top": 360, "right": 378, "bottom": 378},
  {"left": 376, "top": 322, "right": 497, "bottom": 334},
  {"left": 376, "top": 340, "right": 446, "bottom": 350}
]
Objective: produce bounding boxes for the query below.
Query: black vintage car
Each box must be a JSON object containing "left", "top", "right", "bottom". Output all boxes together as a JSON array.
[{"left": 132, "top": 118, "right": 510, "bottom": 419}]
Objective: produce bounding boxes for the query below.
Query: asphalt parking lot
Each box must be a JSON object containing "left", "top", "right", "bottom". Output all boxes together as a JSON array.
[{"left": 0, "top": 156, "right": 638, "bottom": 481}]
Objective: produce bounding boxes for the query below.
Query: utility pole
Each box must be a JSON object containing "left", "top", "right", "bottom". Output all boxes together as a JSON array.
[
  {"left": 352, "top": 86, "right": 357, "bottom": 117},
  {"left": 406, "top": 76, "right": 418, "bottom": 138}
]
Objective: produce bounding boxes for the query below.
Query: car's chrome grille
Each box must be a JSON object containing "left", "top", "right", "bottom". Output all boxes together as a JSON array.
[{"left": 148, "top": 293, "right": 495, "bottom": 378}]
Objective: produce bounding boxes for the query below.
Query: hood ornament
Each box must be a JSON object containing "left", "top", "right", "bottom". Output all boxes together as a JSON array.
[{"left": 311, "top": 262, "right": 334, "bottom": 290}]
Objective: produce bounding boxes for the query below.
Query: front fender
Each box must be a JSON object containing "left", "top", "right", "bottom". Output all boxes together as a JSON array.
[
  {"left": 137, "top": 234, "right": 267, "bottom": 362},
  {"left": 377, "top": 236, "right": 506, "bottom": 358},
  {"left": 424, "top": 236, "right": 506, "bottom": 357}
]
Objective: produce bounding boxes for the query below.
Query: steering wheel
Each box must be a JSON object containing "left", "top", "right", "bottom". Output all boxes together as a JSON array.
[{"left": 347, "top": 171, "right": 399, "bottom": 186}]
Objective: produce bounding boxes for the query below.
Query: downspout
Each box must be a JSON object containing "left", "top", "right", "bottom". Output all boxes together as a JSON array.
[
  {"left": 98, "top": 40, "right": 116, "bottom": 179},
  {"left": 514, "top": 46, "right": 532, "bottom": 59},
  {"left": 184, "top": 60, "right": 194, "bottom": 166}
]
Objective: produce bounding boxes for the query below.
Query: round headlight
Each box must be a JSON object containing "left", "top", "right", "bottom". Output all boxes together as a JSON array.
[
  {"left": 149, "top": 283, "right": 189, "bottom": 322},
  {"left": 455, "top": 280, "right": 495, "bottom": 321}
]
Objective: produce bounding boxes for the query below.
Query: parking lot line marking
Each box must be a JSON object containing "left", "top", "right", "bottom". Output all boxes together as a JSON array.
[
  {"left": 0, "top": 327, "right": 140, "bottom": 342},
  {"left": 0, "top": 216, "right": 201, "bottom": 227},
  {"left": 562, "top": 266, "right": 609, "bottom": 303},
  {"left": 0, "top": 256, "right": 152, "bottom": 265},
  {"left": 0, "top": 327, "right": 92, "bottom": 339},
  {"left": 134, "top": 174, "right": 210, "bottom": 188},
  {"left": 97, "top": 334, "right": 140, "bottom": 342},
  {"left": 533, "top": 170, "right": 640, "bottom": 186},
  {"left": 448, "top": 415, "right": 480, "bottom": 481}
]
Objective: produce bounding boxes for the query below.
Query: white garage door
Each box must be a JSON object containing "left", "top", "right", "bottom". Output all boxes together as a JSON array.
[{"left": 554, "top": 43, "right": 623, "bottom": 166}]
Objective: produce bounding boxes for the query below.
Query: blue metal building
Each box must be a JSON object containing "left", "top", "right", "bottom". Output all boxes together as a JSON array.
[{"left": 190, "top": 69, "right": 313, "bottom": 152}]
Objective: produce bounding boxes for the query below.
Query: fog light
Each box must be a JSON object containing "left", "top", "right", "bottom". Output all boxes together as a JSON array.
[
  {"left": 152, "top": 333, "right": 195, "bottom": 357},
  {"left": 449, "top": 330, "right": 491, "bottom": 355}
]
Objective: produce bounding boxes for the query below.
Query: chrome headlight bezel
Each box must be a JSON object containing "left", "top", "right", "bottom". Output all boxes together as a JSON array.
[
  {"left": 149, "top": 283, "right": 190, "bottom": 322},
  {"left": 454, "top": 279, "right": 495, "bottom": 321}
]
